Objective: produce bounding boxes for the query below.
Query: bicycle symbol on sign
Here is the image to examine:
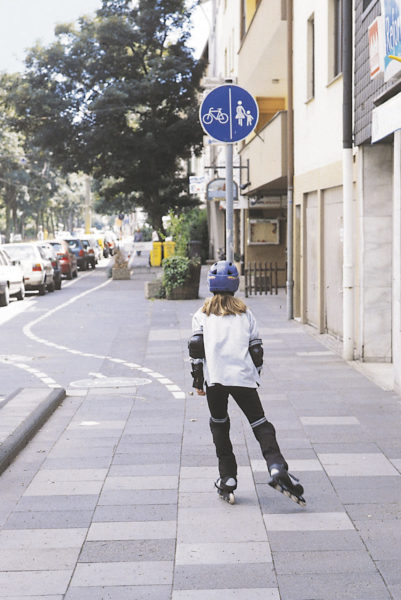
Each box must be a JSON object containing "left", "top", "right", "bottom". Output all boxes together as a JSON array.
[{"left": 202, "top": 107, "right": 229, "bottom": 125}]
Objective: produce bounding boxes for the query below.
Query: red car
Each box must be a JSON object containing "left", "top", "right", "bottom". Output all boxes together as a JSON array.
[{"left": 48, "top": 240, "right": 78, "bottom": 280}]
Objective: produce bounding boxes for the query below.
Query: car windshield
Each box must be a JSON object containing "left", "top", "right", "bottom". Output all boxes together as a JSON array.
[
  {"left": 82, "top": 240, "right": 89, "bottom": 248},
  {"left": 50, "top": 243, "right": 63, "bottom": 252},
  {"left": 67, "top": 240, "right": 80, "bottom": 249},
  {"left": 5, "top": 245, "right": 36, "bottom": 259}
]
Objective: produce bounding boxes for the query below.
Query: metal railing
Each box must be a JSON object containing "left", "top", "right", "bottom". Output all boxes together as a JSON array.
[{"left": 244, "top": 262, "right": 286, "bottom": 297}]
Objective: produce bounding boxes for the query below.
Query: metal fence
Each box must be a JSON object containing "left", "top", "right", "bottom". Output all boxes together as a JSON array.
[{"left": 244, "top": 262, "right": 286, "bottom": 297}]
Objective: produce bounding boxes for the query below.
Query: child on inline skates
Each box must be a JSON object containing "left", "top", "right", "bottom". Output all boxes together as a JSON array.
[{"left": 188, "top": 260, "right": 305, "bottom": 506}]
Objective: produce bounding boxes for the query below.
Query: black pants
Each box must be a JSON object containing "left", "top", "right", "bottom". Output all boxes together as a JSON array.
[{"left": 206, "top": 384, "right": 287, "bottom": 479}]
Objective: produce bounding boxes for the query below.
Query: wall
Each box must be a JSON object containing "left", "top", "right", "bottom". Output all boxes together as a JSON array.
[
  {"left": 358, "top": 143, "right": 393, "bottom": 361},
  {"left": 293, "top": 0, "right": 343, "bottom": 175}
]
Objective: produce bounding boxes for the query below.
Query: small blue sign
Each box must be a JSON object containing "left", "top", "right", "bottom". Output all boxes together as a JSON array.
[{"left": 199, "top": 84, "right": 259, "bottom": 143}]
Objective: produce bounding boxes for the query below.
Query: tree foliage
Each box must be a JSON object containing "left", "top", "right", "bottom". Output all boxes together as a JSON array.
[{"left": 8, "top": 0, "right": 205, "bottom": 230}]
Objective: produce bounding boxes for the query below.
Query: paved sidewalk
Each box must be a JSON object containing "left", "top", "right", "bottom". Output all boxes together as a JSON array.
[{"left": 0, "top": 265, "right": 400, "bottom": 600}]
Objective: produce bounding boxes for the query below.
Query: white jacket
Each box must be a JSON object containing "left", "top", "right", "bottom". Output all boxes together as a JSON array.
[{"left": 192, "top": 307, "right": 261, "bottom": 388}]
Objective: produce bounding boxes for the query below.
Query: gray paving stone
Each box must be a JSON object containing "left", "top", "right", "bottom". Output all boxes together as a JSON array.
[
  {"left": 376, "top": 559, "right": 401, "bottom": 586},
  {"left": 93, "top": 504, "right": 177, "bottom": 522},
  {"left": 0, "top": 597, "right": 63, "bottom": 600},
  {"left": 267, "top": 530, "right": 366, "bottom": 552},
  {"left": 354, "top": 520, "right": 401, "bottom": 559},
  {"left": 273, "top": 550, "right": 376, "bottom": 574},
  {"left": 0, "top": 570, "right": 72, "bottom": 596},
  {"left": 345, "top": 503, "right": 401, "bottom": 520},
  {"left": 178, "top": 507, "right": 266, "bottom": 543},
  {"left": 113, "top": 453, "right": 181, "bottom": 465},
  {"left": 70, "top": 560, "right": 173, "bottom": 586},
  {"left": 5, "top": 510, "right": 93, "bottom": 529},
  {"left": 0, "top": 528, "right": 87, "bottom": 549},
  {"left": 87, "top": 520, "right": 176, "bottom": 541},
  {"left": 108, "top": 464, "right": 180, "bottom": 476},
  {"left": 15, "top": 494, "right": 98, "bottom": 512},
  {"left": 173, "top": 563, "right": 277, "bottom": 589},
  {"left": 0, "top": 547, "right": 80, "bottom": 571},
  {"left": 42, "top": 457, "right": 112, "bottom": 469},
  {"left": 79, "top": 539, "right": 176, "bottom": 562},
  {"left": 175, "top": 541, "right": 272, "bottom": 565},
  {"left": 65, "top": 586, "right": 171, "bottom": 600},
  {"left": 334, "top": 485, "right": 401, "bottom": 504},
  {"left": 98, "top": 489, "right": 177, "bottom": 506},
  {"left": 172, "top": 590, "right": 280, "bottom": 600},
  {"left": 275, "top": 572, "right": 391, "bottom": 600}
]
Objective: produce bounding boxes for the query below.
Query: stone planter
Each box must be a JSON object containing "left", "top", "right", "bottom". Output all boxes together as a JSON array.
[
  {"left": 166, "top": 262, "right": 201, "bottom": 300},
  {"left": 112, "top": 267, "right": 131, "bottom": 280}
]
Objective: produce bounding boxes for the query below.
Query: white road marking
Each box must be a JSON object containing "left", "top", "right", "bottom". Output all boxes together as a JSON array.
[{"left": 0, "top": 275, "right": 189, "bottom": 400}]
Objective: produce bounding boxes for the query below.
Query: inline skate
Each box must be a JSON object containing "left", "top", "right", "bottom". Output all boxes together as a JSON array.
[
  {"left": 215, "top": 476, "right": 237, "bottom": 504},
  {"left": 268, "top": 464, "right": 306, "bottom": 506}
]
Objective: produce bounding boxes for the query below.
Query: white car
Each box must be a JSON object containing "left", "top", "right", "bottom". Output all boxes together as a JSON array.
[
  {"left": 0, "top": 248, "right": 25, "bottom": 306},
  {"left": 4, "top": 243, "right": 55, "bottom": 295}
]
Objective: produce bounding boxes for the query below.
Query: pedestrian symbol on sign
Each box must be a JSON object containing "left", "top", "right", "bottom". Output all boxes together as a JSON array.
[{"left": 199, "top": 84, "right": 259, "bottom": 143}]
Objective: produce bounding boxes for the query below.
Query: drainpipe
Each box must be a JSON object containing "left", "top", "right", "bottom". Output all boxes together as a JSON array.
[
  {"left": 342, "top": 0, "right": 354, "bottom": 360},
  {"left": 286, "top": 0, "right": 294, "bottom": 320}
]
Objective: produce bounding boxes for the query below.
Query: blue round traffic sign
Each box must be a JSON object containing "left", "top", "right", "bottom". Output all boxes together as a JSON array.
[{"left": 199, "top": 84, "right": 259, "bottom": 143}]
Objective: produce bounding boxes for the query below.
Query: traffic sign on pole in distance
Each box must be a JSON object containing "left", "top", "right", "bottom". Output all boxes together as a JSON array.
[{"left": 199, "top": 84, "right": 259, "bottom": 143}]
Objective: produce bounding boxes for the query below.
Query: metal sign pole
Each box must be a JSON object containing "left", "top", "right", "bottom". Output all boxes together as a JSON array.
[{"left": 225, "top": 143, "right": 234, "bottom": 263}]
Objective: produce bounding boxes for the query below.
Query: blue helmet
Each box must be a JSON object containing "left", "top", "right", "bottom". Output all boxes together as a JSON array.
[{"left": 207, "top": 260, "right": 239, "bottom": 293}]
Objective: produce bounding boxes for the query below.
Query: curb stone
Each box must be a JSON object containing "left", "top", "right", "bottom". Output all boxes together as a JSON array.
[{"left": 0, "top": 387, "right": 66, "bottom": 475}]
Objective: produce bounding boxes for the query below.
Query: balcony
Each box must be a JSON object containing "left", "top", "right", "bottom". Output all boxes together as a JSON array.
[
  {"left": 239, "top": 0, "right": 287, "bottom": 98},
  {"left": 240, "top": 110, "right": 287, "bottom": 193}
]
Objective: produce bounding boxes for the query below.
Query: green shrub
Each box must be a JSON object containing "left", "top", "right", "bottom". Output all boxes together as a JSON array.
[{"left": 162, "top": 255, "right": 191, "bottom": 295}]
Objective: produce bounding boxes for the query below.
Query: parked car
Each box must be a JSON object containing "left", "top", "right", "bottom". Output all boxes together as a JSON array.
[
  {"left": 0, "top": 248, "right": 25, "bottom": 306},
  {"left": 64, "top": 238, "right": 90, "bottom": 271},
  {"left": 81, "top": 238, "right": 97, "bottom": 269},
  {"left": 4, "top": 243, "right": 54, "bottom": 295},
  {"left": 36, "top": 242, "right": 63, "bottom": 290},
  {"left": 48, "top": 240, "right": 78, "bottom": 280}
]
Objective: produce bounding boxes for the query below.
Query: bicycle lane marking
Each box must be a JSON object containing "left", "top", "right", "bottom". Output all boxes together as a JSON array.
[{"left": 20, "top": 277, "right": 186, "bottom": 399}]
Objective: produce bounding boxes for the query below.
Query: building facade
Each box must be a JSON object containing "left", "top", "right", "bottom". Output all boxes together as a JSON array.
[{"left": 354, "top": 0, "right": 401, "bottom": 391}]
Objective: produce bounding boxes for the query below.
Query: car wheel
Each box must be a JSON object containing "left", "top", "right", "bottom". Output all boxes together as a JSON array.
[
  {"left": 47, "top": 280, "right": 55, "bottom": 293},
  {"left": 38, "top": 283, "right": 46, "bottom": 296},
  {"left": 80, "top": 262, "right": 87, "bottom": 271},
  {"left": 0, "top": 286, "right": 10, "bottom": 307},
  {"left": 16, "top": 282, "right": 25, "bottom": 301}
]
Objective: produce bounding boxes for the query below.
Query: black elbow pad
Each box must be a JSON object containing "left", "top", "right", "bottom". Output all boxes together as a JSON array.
[
  {"left": 188, "top": 331, "right": 205, "bottom": 359},
  {"left": 249, "top": 338, "right": 263, "bottom": 368}
]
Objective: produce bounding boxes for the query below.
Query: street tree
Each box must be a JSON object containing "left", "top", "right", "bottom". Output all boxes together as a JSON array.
[{"left": 8, "top": 0, "right": 205, "bottom": 231}]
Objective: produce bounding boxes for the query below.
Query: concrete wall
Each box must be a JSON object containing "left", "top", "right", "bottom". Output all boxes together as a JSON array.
[{"left": 357, "top": 143, "right": 393, "bottom": 362}]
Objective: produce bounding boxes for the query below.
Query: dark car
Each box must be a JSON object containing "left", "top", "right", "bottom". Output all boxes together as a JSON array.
[
  {"left": 81, "top": 239, "right": 97, "bottom": 269},
  {"left": 65, "top": 238, "right": 90, "bottom": 271},
  {"left": 36, "top": 242, "right": 62, "bottom": 290},
  {"left": 48, "top": 240, "right": 78, "bottom": 280}
]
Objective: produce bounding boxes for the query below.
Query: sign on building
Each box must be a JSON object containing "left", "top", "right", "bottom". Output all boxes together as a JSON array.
[
  {"left": 381, "top": 0, "right": 401, "bottom": 81},
  {"left": 189, "top": 176, "right": 205, "bottom": 194},
  {"left": 369, "top": 16, "right": 385, "bottom": 79}
]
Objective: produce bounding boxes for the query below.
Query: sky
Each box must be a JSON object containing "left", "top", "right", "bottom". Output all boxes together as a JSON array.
[{"left": 0, "top": 0, "right": 209, "bottom": 73}]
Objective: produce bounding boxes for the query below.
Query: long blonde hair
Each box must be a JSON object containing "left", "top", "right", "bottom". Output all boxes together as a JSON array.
[{"left": 202, "top": 293, "right": 247, "bottom": 316}]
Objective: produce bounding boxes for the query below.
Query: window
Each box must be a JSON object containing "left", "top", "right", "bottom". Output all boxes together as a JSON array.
[
  {"left": 240, "top": 0, "right": 246, "bottom": 39},
  {"left": 334, "top": 0, "right": 342, "bottom": 76},
  {"left": 307, "top": 14, "right": 315, "bottom": 99}
]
